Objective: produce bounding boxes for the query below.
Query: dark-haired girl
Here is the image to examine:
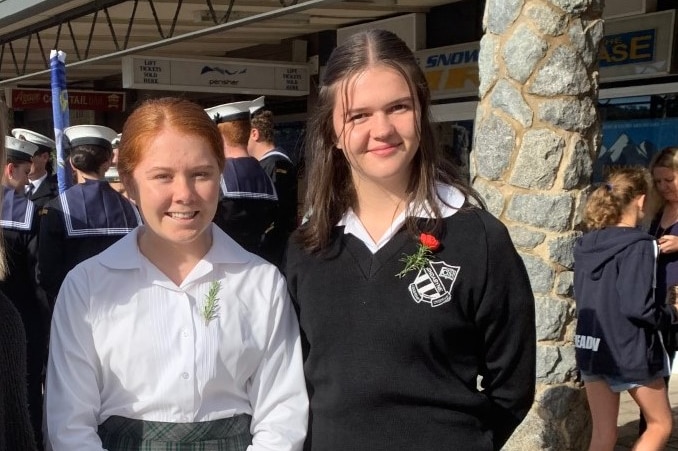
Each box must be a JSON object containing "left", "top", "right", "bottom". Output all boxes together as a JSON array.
[{"left": 284, "top": 30, "right": 536, "bottom": 451}]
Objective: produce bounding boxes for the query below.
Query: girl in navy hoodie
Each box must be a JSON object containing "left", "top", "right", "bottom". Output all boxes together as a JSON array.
[{"left": 574, "top": 167, "right": 676, "bottom": 451}]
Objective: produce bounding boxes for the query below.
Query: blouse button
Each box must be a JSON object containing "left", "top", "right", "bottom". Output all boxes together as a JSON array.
[
  {"left": 182, "top": 329, "right": 189, "bottom": 338},
  {"left": 181, "top": 372, "right": 190, "bottom": 380}
]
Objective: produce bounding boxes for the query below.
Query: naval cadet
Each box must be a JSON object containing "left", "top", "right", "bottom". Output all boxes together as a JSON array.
[
  {"left": 12, "top": 128, "right": 59, "bottom": 209},
  {"left": 206, "top": 98, "right": 278, "bottom": 256},
  {"left": 38, "top": 125, "right": 142, "bottom": 305},
  {"left": 1, "top": 136, "right": 48, "bottom": 450},
  {"left": 249, "top": 108, "right": 298, "bottom": 267}
]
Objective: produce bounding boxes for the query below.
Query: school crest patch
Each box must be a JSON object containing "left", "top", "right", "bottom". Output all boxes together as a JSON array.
[{"left": 408, "top": 260, "right": 460, "bottom": 307}]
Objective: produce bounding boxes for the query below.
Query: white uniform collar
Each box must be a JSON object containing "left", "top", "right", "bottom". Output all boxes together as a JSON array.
[
  {"left": 97, "top": 224, "right": 254, "bottom": 271},
  {"left": 337, "top": 183, "right": 465, "bottom": 253}
]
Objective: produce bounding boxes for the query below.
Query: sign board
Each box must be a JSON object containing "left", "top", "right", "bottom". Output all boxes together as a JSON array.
[
  {"left": 416, "top": 42, "right": 480, "bottom": 100},
  {"left": 599, "top": 10, "right": 676, "bottom": 81},
  {"left": 417, "top": 10, "right": 676, "bottom": 100},
  {"left": 122, "top": 55, "right": 309, "bottom": 96},
  {"left": 6, "top": 88, "right": 126, "bottom": 111}
]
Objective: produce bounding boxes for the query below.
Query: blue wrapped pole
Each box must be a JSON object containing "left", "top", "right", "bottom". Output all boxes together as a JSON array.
[{"left": 50, "top": 50, "right": 73, "bottom": 193}]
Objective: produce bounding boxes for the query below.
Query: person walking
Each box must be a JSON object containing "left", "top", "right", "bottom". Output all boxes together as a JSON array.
[{"left": 574, "top": 167, "right": 675, "bottom": 451}]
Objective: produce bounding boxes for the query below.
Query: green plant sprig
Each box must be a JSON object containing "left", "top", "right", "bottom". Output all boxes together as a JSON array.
[
  {"left": 396, "top": 245, "right": 432, "bottom": 278},
  {"left": 201, "top": 280, "right": 221, "bottom": 325}
]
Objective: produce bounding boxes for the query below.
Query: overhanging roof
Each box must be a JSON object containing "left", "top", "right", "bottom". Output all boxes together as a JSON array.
[{"left": 0, "top": 0, "right": 456, "bottom": 87}]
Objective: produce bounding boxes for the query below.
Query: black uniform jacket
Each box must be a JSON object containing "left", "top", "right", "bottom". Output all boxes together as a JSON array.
[
  {"left": 0, "top": 186, "right": 48, "bottom": 447},
  {"left": 258, "top": 148, "right": 298, "bottom": 267},
  {"left": 213, "top": 156, "right": 277, "bottom": 256},
  {"left": 28, "top": 173, "right": 58, "bottom": 209},
  {"left": 38, "top": 179, "right": 142, "bottom": 304}
]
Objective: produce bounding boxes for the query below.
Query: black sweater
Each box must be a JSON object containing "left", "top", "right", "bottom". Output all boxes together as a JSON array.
[
  {"left": 0, "top": 291, "right": 38, "bottom": 451},
  {"left": 574, "top": 227, "right": 674, "bottom": 381},
  {"left": 285, "top": 208, "right": 536, "bottom": 451}
]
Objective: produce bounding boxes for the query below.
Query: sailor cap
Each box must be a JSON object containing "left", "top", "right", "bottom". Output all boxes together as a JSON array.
[
  {"left": 5, "top": 136, "right": 39, "bottom": 162},
  {"left": 111, "top": 133, "right": 122, "bottom": 149},
  {"left": 64, "top": 125, "right": 118, "bottom": 150},
  {"left": 11, "top": 128, "right": 56, "bottom": 153},
  {"left": 205, "top": 96, "right": 265, "bottom": 124}
]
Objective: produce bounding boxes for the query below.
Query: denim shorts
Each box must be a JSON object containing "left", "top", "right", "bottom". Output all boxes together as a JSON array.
[{"left": 579, "top": 372, "right": 666, "bottom": 393}]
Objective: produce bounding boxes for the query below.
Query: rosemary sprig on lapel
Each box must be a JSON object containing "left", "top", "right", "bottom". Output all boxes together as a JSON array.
[{"left": 201, "top": 280, "right": 221, "bottom": 325}]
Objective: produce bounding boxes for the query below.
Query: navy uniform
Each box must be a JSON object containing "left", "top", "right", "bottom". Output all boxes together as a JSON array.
[
  {"left": 12, "top": 128, "right": 59, "bottom": 209},
  {"left": 1, "top": 136, "right": 47, "bottom": 449},
  {"left": 37, "top": 125, "right": 142, "bottom": 305},
  {"left": 206, "top": 99, "right": 278, "bottom": 256},
  {"left": 258, "top": 147, "right": 298, "bottom": 267}
]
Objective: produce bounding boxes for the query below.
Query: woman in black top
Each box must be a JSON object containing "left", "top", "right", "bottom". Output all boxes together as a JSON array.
[{"left": 284, "top": 30, "right": 535, "bottom": 451}]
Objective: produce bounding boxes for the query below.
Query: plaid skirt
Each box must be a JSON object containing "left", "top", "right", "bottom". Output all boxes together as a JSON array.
[{"left": 97, "top": 414, "right": 252, "bottom": 451}]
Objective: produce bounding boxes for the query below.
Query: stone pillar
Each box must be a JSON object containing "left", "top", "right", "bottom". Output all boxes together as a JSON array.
[{"left": 473, "top": 1, "right": 605, "bottom": 449}]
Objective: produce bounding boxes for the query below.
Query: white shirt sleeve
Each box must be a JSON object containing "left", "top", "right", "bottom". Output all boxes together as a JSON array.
[
  {"left": 45, "top": 267, "right": 106, "bottom": 451},
  {"left": 247, "top": 274, "right": 309, "bottom": 451}
]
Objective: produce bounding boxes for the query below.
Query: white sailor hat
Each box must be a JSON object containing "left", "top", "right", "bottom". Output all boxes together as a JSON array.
[
  {"left": 205, "top": 96, "right": 265, "bottom": 124},
  {"left": 249, "top": 96, "right": 265, "bottom": 115},
  {"left": 11, "top": 128, "right": 56, "bottom": 153},
  {"left": 5, "top": 136, "right": 39, "bottom": 162},
  {"left": 111, "top": 133, "right": 122, "bottom": 149},
  {"left": 64, "top": 125, "right": 118, "bottom": 150}
]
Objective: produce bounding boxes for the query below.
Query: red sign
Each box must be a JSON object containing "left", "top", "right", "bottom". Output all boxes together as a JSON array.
[{"left": 9, "top": 88, "right": 126, "bottom": 112}]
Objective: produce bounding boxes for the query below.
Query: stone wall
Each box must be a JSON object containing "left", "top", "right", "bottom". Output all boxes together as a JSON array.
[{"left": 474, "top": 1, "right": 605, "bottom": 449}]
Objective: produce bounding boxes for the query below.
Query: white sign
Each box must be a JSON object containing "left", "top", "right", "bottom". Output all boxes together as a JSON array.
[
  {"left": 600, "top": 10, "right": 676, "bottom": 82},
  {"left": 121, "top": 55, "right": 309, "bottom": 96}
]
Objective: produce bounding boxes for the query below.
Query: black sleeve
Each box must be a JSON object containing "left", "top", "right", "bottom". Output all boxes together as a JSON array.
[
  {"left": 475, "top": 213, "right": 536, "bottom": 449},
  {"left": 0, "top": 294, "right": 38, "bottom": 451},
  {"left": 37, "top": 205, "right": 68, "bottom": 306}
]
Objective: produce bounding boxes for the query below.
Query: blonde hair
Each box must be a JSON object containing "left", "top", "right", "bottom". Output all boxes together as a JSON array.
[
  {"left": 584, "top": 166, "right": 649, "bottom": 230},
  {"left": 645, "top": 147, "right": 678, "bottom": 222}
]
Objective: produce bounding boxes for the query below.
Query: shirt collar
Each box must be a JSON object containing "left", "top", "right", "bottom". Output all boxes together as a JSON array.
[
  {"left": 97, "top": 224, "right": 254, "bottom": 271},
  {"left": 30, "top": 171, "right": 48, "bottom": 190},
  {"left": 337, "top": 183, "right": 465, "bottom": 253}
]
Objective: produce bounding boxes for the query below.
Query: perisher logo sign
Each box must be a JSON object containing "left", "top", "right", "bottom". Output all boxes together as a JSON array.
[{"left": 122, "top": 55, "right": 309, "bottom": 96}]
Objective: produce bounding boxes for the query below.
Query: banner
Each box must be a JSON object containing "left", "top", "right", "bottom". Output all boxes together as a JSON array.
[
  {"left": 8, "top": 88, "right": 125, "bottom": 112},
  {"left": 50, "top": 50, "right": 73, "bottom": 194}
]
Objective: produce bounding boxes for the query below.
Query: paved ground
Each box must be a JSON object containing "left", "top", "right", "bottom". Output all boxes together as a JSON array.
[{"left": 615, "top": 381, "right": 678, "bottom": 450}]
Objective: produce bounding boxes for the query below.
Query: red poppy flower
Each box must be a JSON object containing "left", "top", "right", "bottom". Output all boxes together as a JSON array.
[{"left": 420, "top": 233, "right": 440, "bottom": 251}]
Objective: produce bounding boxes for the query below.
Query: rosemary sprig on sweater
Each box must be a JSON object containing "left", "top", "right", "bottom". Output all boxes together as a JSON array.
[{"left": 201, "top": 280, "right": 221, "bottom": 325}]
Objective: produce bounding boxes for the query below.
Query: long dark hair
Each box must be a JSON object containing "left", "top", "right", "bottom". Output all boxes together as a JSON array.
[{"left": 299, "top": 29, "right": 482, "bottom": 252}]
